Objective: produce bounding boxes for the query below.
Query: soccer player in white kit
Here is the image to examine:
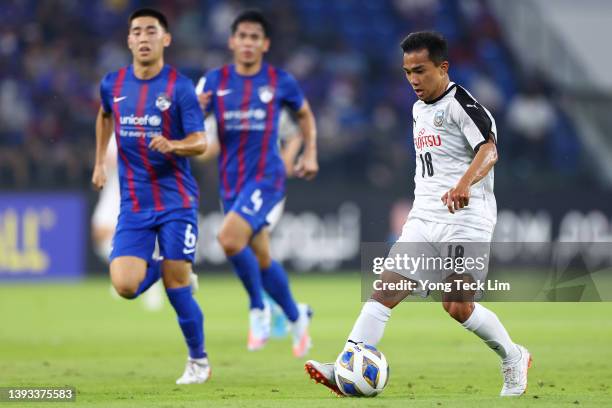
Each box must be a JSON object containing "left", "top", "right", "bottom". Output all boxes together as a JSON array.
[{"left": 305, "top": 31, "right": 531, "bottom": 397}]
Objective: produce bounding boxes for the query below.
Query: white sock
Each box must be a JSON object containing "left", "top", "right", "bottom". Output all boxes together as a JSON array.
[
  {"left": 347, "top": 301, "right": 391, "bottom": 347},
  {"left": 189, "top": 357, "right": 208, "bottom": 365},
  {"left": 462, "top": 303, "right": 520, "bottom": 363}
]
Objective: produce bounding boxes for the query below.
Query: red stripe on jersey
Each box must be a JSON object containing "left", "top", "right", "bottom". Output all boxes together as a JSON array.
[
  {"left": 162, "top": 68, "right": 190, "bottom": 208},
  {"left": 235, "top": 78, "right": 253, "bottom": 193},
  {"left": 113, "top": 67, "right": 140, "bottom": 212},
  {"left": 135, "top": 83, "right": 164, "bottom": 211},
  {"left": 217, "top": 65, "right": 232, "bottom": 199},
  {"left": 256, "top": 66, "right": 278, "bottom": 182}
]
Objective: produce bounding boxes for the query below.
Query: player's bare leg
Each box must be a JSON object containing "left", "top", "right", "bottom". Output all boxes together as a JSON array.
[
  {"left": 251, "top": 230, "right": 311, "bottom": 357},
  {"left": 109, "top": 256, "right": 147, "bottom": 299},
  {"left": 442, "top": 274, "right": 531, "bottom": 396},
  {"left": 218, "top": 212, "right": 253, "bottom": 257},
  {"left": 306, "top": 270, "right": 412, "bottom": 394},
  {"left": 163, "top": 260, "right": 209, "bottom": 385},
  {"left": 218, "top": 212, "right": 270, "bottom": 350}
]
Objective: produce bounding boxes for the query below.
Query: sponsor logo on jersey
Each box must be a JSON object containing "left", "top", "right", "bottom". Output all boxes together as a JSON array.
[
  {"left": 216, "top": 89, "right": 233, "bottom": 97},
  {"left": 113, "top": 96, "right": 127, "bottom": 103},
  {"left": 434, "top": 109, "right": 445, "bottom": 127},
  {"left": 414, "top": 128, "right": 442, "bottom": 151},
  {"left": 155, "top": 93, "right": 172, "bottom": 111},
  {"left": 223, "top": 109, "right": 267, "bottom": 121},
  {"left": 120, "top": 114, "right": 162, "bottom": 127},
  {"left": 258, "top": 86, "right": 274, "bottom": 103}
]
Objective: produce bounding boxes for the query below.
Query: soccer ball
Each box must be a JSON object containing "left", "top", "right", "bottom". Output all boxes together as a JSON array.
[{"left": 334, "top": 343, "right": 389, "bottom": 397}]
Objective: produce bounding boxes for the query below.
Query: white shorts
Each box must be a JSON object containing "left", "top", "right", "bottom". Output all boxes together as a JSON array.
[
  {"left": 389, "top": 216, "right": 492, "bottom": 298},
  {"left": 92, "top": 172, "right": 120, "bottom": 229}
]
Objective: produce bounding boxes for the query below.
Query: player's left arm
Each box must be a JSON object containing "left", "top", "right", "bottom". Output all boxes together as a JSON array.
[
  {"left": 293, "top": 100, "right": 318, "bottom": 180},
  {"left": 442, "top": 138, "right": 498, "bottom": 213},
  {"left": 443, "top": 91, "right": 498, "bottom": 213},
  {"left": 149, "top": 131, "right": 207, "bottom": 156},
  {"left": 149, "top": 77, "right": 207, "bottom": 157}
]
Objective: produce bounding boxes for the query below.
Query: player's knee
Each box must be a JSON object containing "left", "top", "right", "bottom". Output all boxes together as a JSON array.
[
  {"left": 443, "top": 301, "right": 473, "bottom": 323},
  {"left": 370, "top": 290, "right": 402, "bottom": 309},
  {"left": 112, "top": 280, "right": 139, "bottom": 299},
  {"left": 109, "top": 267, "right": 140, "bottom": 299},
  {"left": 217, "top": 231, "right": 246, "bottom": 256}
]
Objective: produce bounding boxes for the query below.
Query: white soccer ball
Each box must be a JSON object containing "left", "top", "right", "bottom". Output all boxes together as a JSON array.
[{"left": 334, "top": 342, "right": 389, "bottom": 397}]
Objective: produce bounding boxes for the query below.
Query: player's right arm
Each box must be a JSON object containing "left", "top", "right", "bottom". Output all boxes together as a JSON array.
[{"left": 92, "top": 106, "right": 113, "bottom": 191}]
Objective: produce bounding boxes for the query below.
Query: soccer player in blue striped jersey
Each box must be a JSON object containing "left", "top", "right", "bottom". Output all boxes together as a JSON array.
[
  {"left": 91, "top": 8, "right": 210, "bottom": 385},
  {"left": 197, "top": 10, "right": 318, "bottom": 357}
]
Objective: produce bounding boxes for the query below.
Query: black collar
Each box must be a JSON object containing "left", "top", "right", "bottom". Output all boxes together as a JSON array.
[{"left": 424, "top": 83, "right": 456, "bottom": 105}]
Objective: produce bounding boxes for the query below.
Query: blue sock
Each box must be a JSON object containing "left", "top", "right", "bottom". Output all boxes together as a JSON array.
[
  {"left": 166, "top": 286, "right": 206, "bottom": 359},
  {"left": 228, "top": 247, "right": 265, "bottom": 310},
  {"left": 261, "top": 261, "right": 299, "bottom": 322},
  {"left": 133, "top": 258, "right": 161, "bottom": 298}
]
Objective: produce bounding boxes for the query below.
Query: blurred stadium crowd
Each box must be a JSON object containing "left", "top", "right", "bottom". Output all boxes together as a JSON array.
[{"left": 0, "top": 0, "right": 588, "bottom": 191}]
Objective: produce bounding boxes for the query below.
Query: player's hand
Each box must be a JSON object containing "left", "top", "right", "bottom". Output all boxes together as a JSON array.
[
  {"left": 91, "top": 164, "right": 107, "bottom": 191},
  {"left": 198, "top": 91, "right": 213, "bottom": 111},
  {"left": 294, "top": 153, "right": 319, "bottom": 180},
  {"left": 441, "top": 181, "right": 470, "bottom": 214},
  {"left": 149, "top": 136, "right": 176, "bottom": 154}
]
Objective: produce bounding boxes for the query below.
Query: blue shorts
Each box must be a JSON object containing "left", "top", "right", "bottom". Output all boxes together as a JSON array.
[
  {"left": 110, "top": 208, "right": 198, "bottom": 263},
  {"left": 222, "top": 180, "right": 285, "bottom": 234}
]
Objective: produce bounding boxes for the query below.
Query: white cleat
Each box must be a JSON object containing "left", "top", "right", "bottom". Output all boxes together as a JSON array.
[
  {"left": 291, "top": 304, "right": 313, "bottom": 358},
  {"left": 176, "top": 357, "right": 211, "bottom": 385},
  {"left": 190, "top": 272, "right": 199, "bottom": 294},
  {"left": 304, "top": 360, "right": 342, "bottom": 396},
  {"left": 247, "top": 306, "right": 271, "bottom": 351},
  {"left": 500, "top": 345, "right": 532, "bottom": 396}
]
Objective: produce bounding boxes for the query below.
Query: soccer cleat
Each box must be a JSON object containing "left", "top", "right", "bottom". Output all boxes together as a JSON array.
[
  {"left": 190, "top": 271, "right": 199, "bottom": 294},
  {"left": 267, "top": 296, "right": 288, "bottom": 338},
  {"left": 176, "top": 357, "right": 211, "bottom": 385},
  {"left": 304, "top": 360, "right": 343, "bottom": 396},
  {"left": 500, "top": 345, "right": 532, "bottom": 396},
  {"left": 247, "top": 306, "right": 271, "bottom": 351},
  {"left": 291, "top": 304, "right": 313, "bottom": 358}
]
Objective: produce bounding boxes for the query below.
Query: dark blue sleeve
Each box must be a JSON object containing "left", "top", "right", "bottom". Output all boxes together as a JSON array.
[
  {"left": 99, "top": 73, "right": 113, "bottom": 114},
  {"left": 177, "top": 78, "right": 205, "bottom": 136},
  {"left": 279, "top": 72, "right": 305, "bottom": 112}
]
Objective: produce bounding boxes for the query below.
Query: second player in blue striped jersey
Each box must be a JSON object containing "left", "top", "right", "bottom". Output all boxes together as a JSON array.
[
  {"left": 200, "top": 63, "right": 304, "bottom": 201},
  {"left": 196, "top": 10, "right": 318, "bottom": 357}
]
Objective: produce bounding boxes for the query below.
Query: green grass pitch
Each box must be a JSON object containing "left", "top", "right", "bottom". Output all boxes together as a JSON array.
[{"left": 1, "top": 273, "right": 611, "bottom": 407}]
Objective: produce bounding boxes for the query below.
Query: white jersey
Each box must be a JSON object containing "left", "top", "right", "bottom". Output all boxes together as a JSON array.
[{"left": 410, "top": 82, "right": 497, "bottom": 233}]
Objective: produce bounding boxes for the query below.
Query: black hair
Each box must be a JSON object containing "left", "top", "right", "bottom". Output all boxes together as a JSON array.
[
  {"left": 231, "top": 9, "right": 270, "bottom": 37},
  {"left": 129, "top": 8, "right": 169, "bottom": 32},
  {"left": 400, "top": 31, "right": 448, "bottom": 65}
]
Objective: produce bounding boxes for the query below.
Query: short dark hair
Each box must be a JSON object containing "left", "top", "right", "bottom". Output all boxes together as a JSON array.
[
  {"left": 129, "top": 8, "right": 169, "bottom": 32},
  {"left": 231, "top": 9, "right": 270, "bottom": 38},
  {"left": 400, "top": 31, "right": 448, "bottom": 65}
]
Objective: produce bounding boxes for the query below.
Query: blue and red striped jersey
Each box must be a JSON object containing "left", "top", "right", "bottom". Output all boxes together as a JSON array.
[
  {"left": 199, "top": 63, "right": 304, "bottom": 200},
  {"left": 99, "top": 65, "right": 204, "bottom": 213}
]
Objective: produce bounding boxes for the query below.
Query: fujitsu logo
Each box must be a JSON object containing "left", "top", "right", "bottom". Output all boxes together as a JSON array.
[
  {"left": 414, "top": 127, "right": 441, "bottom": 151},
  {"left": 120, "top": 114, "right": 162, "bottom": 127}
]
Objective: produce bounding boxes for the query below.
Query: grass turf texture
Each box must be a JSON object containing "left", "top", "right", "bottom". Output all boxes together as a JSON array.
[{"left": 1, "top": 273, "right": 610, "bottom": 407}]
